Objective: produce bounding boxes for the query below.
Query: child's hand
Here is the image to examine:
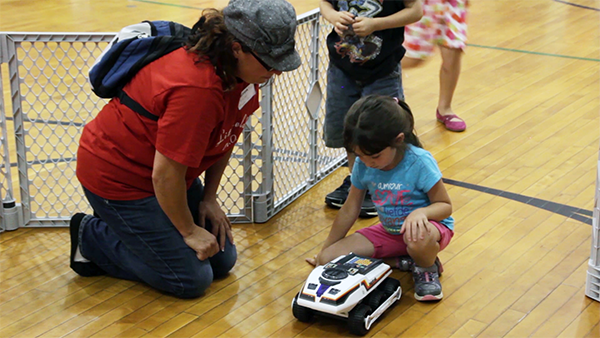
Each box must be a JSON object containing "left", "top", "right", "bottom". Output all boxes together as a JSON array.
[
  {"left": 306, "top": 254, "right": 319, "bottom": 266},
  {"left": 400, "top": 210, "right": 431, "bottom": 242},
  {"left": 333, "top": 11, "right": 356, "bottom": 36},
  {"left": 352, "top": 16, "right": 377, "bottom": 37}
]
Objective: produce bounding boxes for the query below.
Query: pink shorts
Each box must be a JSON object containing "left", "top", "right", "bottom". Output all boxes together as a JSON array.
[
  {"left": 404, "top": 0, "right": 469, "bottom": 59},
  {"left": 356, "top": 221, "right": 454, "bottom": 259}
]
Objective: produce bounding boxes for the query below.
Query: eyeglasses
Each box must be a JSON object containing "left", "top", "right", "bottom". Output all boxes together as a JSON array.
[{"left": 249, "top": 50, "right": 274, "bottom": 72}]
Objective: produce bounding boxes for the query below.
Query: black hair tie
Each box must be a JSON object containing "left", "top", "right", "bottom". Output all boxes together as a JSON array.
[{"left": 395, "top": 97, "right": 414, "bottom": 118}]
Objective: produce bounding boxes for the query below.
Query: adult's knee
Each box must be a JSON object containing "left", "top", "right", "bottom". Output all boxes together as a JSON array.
[
  {"left": 211, "top": 244, "right": 237, "bottom": 278},
  {"left": 174, "top": 264, "right": 214, "bottom": 299}
]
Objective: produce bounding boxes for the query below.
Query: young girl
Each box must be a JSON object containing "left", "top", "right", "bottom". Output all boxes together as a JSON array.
[
  {"left": 307, "top": 95, "right": 454, "bottom": 301},
  {"left": 402, "top": 0, "right": 469, "bottom": 132}
]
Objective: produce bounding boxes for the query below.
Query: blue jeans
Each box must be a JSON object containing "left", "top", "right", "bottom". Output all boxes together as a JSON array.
[
  {"left": 324, "top": 63, "right": 405, "bottom": 148},
  {"left": 79, "top": 178, "right": 236, "bottom": 298}
]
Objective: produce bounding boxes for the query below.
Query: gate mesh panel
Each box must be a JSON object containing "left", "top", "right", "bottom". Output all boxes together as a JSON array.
[
  {"left": 271, "top": 20, "right": 313, "bottom": 204},
  {"left": 14, "top": 39, "right": 109, "bottom": 222},
  {"left": 268, "top": 15, "right": 345, "bottom": 218}
]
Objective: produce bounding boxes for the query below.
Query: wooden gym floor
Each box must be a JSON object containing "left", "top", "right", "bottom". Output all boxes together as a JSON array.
[{"left": 1, "top": 0, "right": 599, "bottom": 337}]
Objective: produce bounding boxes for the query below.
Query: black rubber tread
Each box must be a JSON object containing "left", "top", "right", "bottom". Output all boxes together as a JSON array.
[
  {"left": 292, "top": 293, "right": 314, "bottom": 322},
  {"left": 348, "top": 303, "right": 372, "bottom": 336}
]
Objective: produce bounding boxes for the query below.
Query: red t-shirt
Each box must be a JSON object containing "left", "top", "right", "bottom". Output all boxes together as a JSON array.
[{"left": 77, "top": 48, "right": 259, "bottom": 200}]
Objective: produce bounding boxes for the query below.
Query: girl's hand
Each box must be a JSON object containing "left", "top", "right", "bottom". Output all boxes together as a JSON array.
[
  {"left": 199, "top": 199, "right": 234, "bottom": 251},
  {"left": 306, "top": 252, "right": 323, "bottom": 266},
  {"left": 400, "top": 209, "right": 431, "bottom": 242},
  {"left": 333, "top": 11, "right": 355, "bottom": 36},
  {"left": 352, "top": 16, "right": 377, "bottom": 37}
]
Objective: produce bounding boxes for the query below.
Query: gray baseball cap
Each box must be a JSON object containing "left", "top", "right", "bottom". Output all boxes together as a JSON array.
[{"left": 223, "top": 0, "right": 301, "bottom": 72}]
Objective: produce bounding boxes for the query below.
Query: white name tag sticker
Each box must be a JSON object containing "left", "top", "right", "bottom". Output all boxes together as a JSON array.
[{"left": 239, "top": 84, "right": 256, "bottom": 110}]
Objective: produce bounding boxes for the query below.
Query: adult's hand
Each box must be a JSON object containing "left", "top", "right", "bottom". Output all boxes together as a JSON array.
[
  {"left": 199, "top": 199, "right": 234, "bottom": 251},
  {"left": 183, "top": 226, "right": 220, "bottom": 260}
]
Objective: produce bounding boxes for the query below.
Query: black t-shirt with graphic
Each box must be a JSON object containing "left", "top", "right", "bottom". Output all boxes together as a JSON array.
[{"left": 326, "top": 0, "right": 406, "bottom": 84}]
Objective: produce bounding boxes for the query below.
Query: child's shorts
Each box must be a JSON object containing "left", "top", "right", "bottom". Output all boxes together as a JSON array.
[
  {"left": 356, "top": 221, "right": 454, "bottom": 259},
  {"left": 404, "top": 0, "right": 469, "bottom": 59},
  {"left": 323, "top": 63, "right": 404, "bottom": 149}
]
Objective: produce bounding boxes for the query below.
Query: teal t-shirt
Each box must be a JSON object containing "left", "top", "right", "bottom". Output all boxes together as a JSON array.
[{"left": 352, "top": 144, "right": 454, "bottom": 233}]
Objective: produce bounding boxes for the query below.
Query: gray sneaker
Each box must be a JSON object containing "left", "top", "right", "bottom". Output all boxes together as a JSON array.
[{"left": 413, "top": 264, "right": 443, "bottom": 301}]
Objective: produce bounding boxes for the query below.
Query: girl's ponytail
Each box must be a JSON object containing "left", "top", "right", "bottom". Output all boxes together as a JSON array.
[{"left": 396, "top": 99, "right": 422, "bottom": 148}]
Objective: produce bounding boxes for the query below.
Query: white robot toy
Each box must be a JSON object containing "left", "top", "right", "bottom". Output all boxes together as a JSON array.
[{"left": 292, "top": 253, "right": 402, "bottom": 336}]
